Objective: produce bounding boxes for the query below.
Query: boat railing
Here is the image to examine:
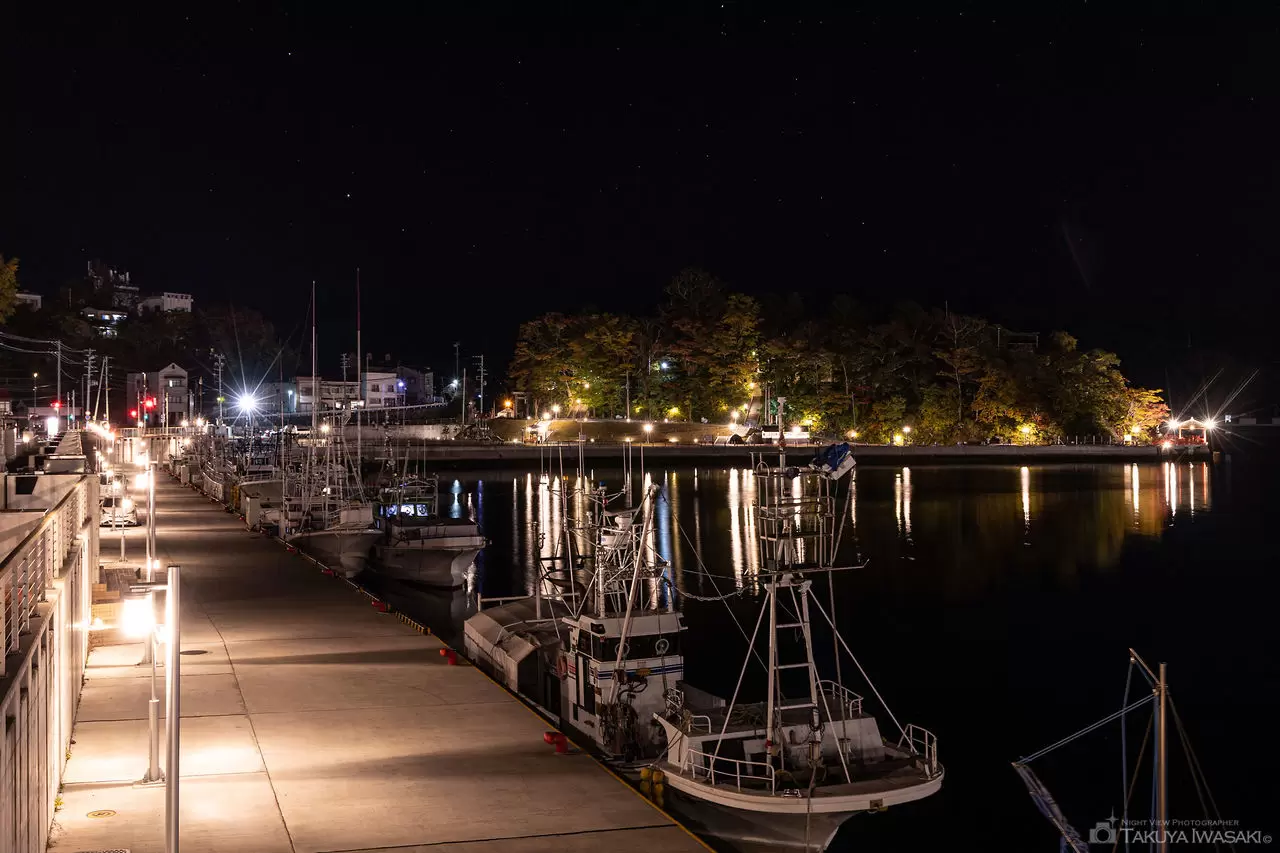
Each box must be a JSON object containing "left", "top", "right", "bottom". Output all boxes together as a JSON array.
[
  {"left": 897, "top": 723, "right": 940, "bottom": 778},
  {"left": 680, "top": 746, "right": 776, "bottom": 793},
  {"left": 817, "top": 680, "right": 864, "bottom": 719},
  {"left": 477, "top": 594, "right": 531, "bottom": 612},
  {"left": 683, "top": 713, "right": 713, "bottom": 733}
]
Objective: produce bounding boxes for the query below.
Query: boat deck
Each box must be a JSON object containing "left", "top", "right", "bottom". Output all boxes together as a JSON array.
[
  {"left": 51, "top": 466, "right": 709, "bottom": 853},
  {"left": 687, "top": 692, "right": 866, "bottom": 734}
]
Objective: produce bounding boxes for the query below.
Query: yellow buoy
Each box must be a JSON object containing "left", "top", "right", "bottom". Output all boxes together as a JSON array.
[{"left": 640, "top": 766, "right": 654, "bottom": 781}]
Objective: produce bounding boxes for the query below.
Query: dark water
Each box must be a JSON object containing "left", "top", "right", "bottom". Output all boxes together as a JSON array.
[{"left": 397, "top": 456, "right": 1278, "bottom": 851}]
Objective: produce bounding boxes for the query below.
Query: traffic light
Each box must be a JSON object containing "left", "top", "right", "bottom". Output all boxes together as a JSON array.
[
  {"left": 144, "top": 397, "right": 156, "bottom": 410},
  {"left": 129, "top": 409, "right": 138, "bottom": 419},
  {"left": 52, "top": 400, "right": 61, "bottom": 411}
]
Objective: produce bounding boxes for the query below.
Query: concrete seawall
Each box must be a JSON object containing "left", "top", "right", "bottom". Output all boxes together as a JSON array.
[{"left": 357, "top": 441, "right": 1198, "bottom": 468}]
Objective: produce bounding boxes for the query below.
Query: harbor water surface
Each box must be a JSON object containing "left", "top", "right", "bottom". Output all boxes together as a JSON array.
[{"left": 372, "top": 457, "right": 1277, "bottom": 851}]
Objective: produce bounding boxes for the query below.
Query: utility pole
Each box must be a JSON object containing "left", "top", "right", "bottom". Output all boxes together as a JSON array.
[
  {"left": 454, "top": 342, "right": 460, "bottom": 389},
  {"left": 213, "top": 353, "right": 225, "bottom": 426},
  {"left": 84, "top": 348, "right": 95, "bottom": 425},
  {"left": 472, "top": 354, "right": 486, "bottom": 417},
  {"left": 56, "top": 339, "right": 62, "bottom": 426},
  {"left": 103, "top": 358, "right": 110, "bottom": 423}
]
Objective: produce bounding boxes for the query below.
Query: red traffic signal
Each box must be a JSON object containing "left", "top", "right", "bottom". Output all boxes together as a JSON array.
[
  {"left": 144, "top": 397, "right": 156, "bottom": 409},
  {"left": 52, "top": 400, "right": 61, "bottom": 410},
  {"left": 129, "top": 409, "right": 138, "bottom": 419}
]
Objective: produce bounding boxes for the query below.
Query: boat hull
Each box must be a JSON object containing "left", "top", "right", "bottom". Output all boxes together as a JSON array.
[
  {"left": 371, "top": 536, "right": 484, "bottom": 588},
  {"left": 658, "top": 762, "right": 944, "bottom": 852},
  {"left": 663, "top": 789, "right": 847, "bottom": 852},
  {"left": 289, "top": 528, "right": 382, "bottom": 577}
]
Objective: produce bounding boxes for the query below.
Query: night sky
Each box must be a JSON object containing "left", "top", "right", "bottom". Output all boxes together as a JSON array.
[{"left": 6, "top": 4, "right": 1279, "bottom": 400}]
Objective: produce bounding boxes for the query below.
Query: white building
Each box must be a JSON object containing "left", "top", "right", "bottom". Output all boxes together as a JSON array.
[
  {"left": 294, "top": 377, "right": 358, "bottom": 413},
  {"left": 294, "top": 374, "right": 403, "bottom": 412},
  {"left": 14, "top": 292, "right": 41, "bottom": 311},
  {"left": 124, "top": 364, "right": 190, "bottom": 426},
  {"left": 362, "top": 372, "right": 404, "bottom": 409},
  {"left": 137, "top": 292, "right": 194, "bottom": 314}
]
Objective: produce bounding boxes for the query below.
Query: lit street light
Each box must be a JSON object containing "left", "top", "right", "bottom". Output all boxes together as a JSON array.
[
  {"left": 124, "top": 568, "right": 183, "bottom": 850},
  {"left": 643, "top": 422, "right": 654, "bottom": 445}
]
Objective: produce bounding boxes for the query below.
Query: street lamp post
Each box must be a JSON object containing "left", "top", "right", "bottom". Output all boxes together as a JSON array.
[
  {"left": 32, "top": 372, "right": 38, "bottom": 412},
  {"left": 145, "top": 462, "right": 157, "bottom": 577},
  {"left": 164, "top": 566, "right": 182, "bottom": 853},
  {"left": 124, "top": 564, "right": 182, "bottom": 835},
  {"left": 124, "top": 584, "right": 164, "bottom": 785}
]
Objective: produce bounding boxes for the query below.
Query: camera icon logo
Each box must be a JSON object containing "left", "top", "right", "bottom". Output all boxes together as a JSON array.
[{"left": 1089, "top": 817, "right": 1118, "bottom": 845}]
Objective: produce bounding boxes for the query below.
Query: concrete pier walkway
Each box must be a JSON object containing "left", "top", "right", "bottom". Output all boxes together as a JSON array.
[{"left": 52, "top": 469, "right": 707, "bottom": 852}]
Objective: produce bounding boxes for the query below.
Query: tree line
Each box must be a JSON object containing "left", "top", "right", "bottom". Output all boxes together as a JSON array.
[
  {"left": 508, "top": 267, "right": 1169, "bottom": 443},
  {"left": 0, "top": 254, "right": 295, "bottom": 405}
]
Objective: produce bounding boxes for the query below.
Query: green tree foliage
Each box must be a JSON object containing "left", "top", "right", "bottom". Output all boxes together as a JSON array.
[
  {"left": 0, "top": 254, "right": 19, "bottom": 323},
  {"left": 506, "top": 269, "right": 1165, "bottom": 442}
]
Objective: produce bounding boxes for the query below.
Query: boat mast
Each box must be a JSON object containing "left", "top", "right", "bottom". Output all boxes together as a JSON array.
[
  {"left": 310, "top": 282, "right": 319, "bottom": 527},
  {"left": 355, "top": 268, "right": 363, "bottom": 498},
  {"left": 310, "top": 282, "right": 318, "bottom": 441},
  {"left": 1157, "top": 661, "right": 1168, "bottom": 853}
]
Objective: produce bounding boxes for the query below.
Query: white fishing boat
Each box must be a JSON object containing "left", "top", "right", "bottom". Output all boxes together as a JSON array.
[
  {"left": 289, "top": 502, "right": 383, "bottom": 577},
  {"left": 372, "top": 477, "right": 486, "bottom": 588},
  {"left": 650, "top": 443, "right": 943, "bottom": 852},
  {"left": 465, "top": 463, "right": 684, "bottom": 762}
]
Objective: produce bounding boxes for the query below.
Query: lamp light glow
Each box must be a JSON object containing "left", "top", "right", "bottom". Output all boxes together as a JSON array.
[{"left": 121, "top": 595, "right": 155, "bottom": 639}]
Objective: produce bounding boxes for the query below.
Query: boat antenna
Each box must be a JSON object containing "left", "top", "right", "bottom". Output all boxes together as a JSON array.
[
  {"left": 355, "top": 268, "right": 363, "bottom": 500},
  {"left": 310, "top": 282, "right": 318, "bottom": 441}
]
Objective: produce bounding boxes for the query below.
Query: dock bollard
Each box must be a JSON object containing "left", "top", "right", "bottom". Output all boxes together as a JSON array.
[
  {"left": 438, "top": 649, "right": 458, "bottom": 665},
  {"left": 543, "top": 732, "right": 569, "bottom": 754},
  {"left": 371, "top": 600, "right": 389, "bottom": 613}
]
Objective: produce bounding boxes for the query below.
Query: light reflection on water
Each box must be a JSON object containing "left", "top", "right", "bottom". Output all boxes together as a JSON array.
[
  {"left": 475, "top": 462, "right": 1214, "bottom": 603},
  {"left": 409, "top": 458, "right": 1242, "bottom": 853}
]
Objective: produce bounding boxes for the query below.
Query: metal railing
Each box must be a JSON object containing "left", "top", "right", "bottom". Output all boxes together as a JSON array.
[
  {"left": 683, "top": 713, "right": 713, "bottom": 733},
  {"left": 817, "top": 680, "right": 864, "bottom": 719},
  {"left": 898, "top": 723, "right": 941, "bottom": 778},
  {"left": 476, "top": 594, "right": 531, "bottom": 612},
  {"left": 680, "top": 745, "right": 776, "bottom": 793},
  {"left": 1, "top": 474, "right": 91, "bottom": 675}
]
